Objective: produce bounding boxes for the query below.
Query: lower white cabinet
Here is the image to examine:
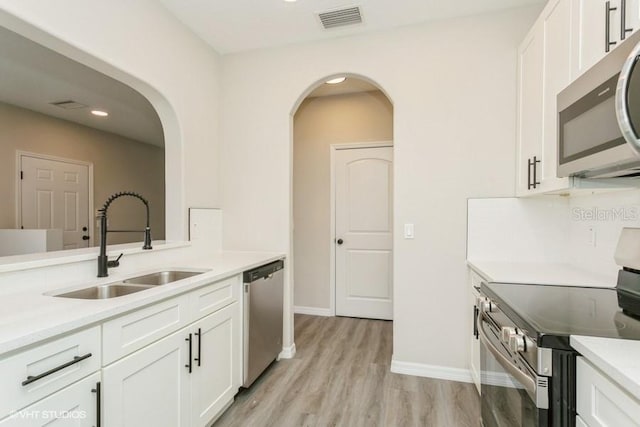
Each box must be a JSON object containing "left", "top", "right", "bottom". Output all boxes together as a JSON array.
[
  {"left": 190, "top": 302, "right": 241, "bottom": 426},
  {"left": 0, "top": 372, "right": 101, "bottom": 427},
  {"left": 103, "top": 326, "right": 191, "bottom": 426},
  {"left": 469, "top": 269, "right": 482, "bottom": 393},
  {"left": 576, "top": 357, "right": 640, "bottom": 427},
  {"left": 103, "top": 301, "right": 241, "bottom": 427}
]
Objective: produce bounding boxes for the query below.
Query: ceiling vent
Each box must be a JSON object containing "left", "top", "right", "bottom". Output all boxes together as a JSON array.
[
  {"left": 50, "top": 100, "right": 87, "bottom": 110},
  {"left": 318, "top": 6, "right": 363, "bottom": 30}
]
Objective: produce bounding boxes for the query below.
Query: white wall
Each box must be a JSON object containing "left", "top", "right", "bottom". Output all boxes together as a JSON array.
[
  {"left": 293, "top": 91, "right": 393, "bottom": 311},
  {"left": 221, "top": 6, "right": 541, "bottom": 371},
  {"left": 0, "top": 0, "right": 222, "bottom": 241}
]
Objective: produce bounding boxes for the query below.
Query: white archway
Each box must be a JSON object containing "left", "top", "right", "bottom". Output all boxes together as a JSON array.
[{"left": 289, "top": 73, "right": 395, "bottom": 319}]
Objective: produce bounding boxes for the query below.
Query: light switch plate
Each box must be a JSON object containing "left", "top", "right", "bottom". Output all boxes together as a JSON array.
[{"left": 404, "top": 223, "right": 414, "bottom": 239}]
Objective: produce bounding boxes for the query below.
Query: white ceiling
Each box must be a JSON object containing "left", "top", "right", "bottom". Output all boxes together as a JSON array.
[
  {"left": 159, "top": 0, "right": 545, "bottom": 54},
  {"left": 0, "top": 27, "right": 164, "bottom": 147}
]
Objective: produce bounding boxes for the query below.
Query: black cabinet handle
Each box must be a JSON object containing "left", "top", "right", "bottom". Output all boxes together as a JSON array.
[
  {"left": 473, "top": 306, "right": 479, "bottom": 339},
  {"left": 82, "top": 235, "right": 90, "bottom": 241},
  {"left": 91, "top": 381, "right": 101, "bottom": 427},
  {"left": 336, "top": 238, "right": 344, "bottom": 245},
  {"left": 185, "top": 333, "right": 193, "bottom": 373},
  {"left": 606, "top": 1, "right": 618, "bottom": 52},
  {"left": 622, "top": 0, "right": 634, "bottom": 40},
  {"left": 194, "top": 328, "right": 201, "bottom": 367},
  {"left": 532, "top": 156, "right": 541, "bottom": 189},
  {"left": 22, "top": 353, "right": 92, "bottom": 386}
]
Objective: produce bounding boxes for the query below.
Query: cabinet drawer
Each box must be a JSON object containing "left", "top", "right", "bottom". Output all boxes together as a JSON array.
[
  {"left": 103, "top": 294, "right": 190, "bottom": 365},
  {"left": 189, "top": 275, "right": 240, "bottom": 322},
  {"left": 0, "top": 326, "right": 100, "bottom": 419},
  {"left": 577, "top": 357, "right": 640, "bottom": 427},
  {"left": 0, "top": 372, "right": 100, "bottom": 426}
]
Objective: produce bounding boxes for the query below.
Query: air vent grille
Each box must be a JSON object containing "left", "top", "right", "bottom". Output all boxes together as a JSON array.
[
  {"left": 318, "top": 6, "right": 363, "bottom": 29},
  {"left": 50, "top": 100, "right": 87, "bottom": 110}
]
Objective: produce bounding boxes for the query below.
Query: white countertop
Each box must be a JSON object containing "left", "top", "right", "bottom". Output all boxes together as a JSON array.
[
  {"left": 0, "top": 250, "right": 284, "bottom": 356},
  {"left": 571, "top": 335, "right": 640, "bottom": 398},
  {"left": 467, "top": 259, "right": 616, "bottom": 288}
]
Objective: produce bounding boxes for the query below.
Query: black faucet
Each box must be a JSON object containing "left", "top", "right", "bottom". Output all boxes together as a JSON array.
[{"left": 97, "top": 191, "right": 152, "bottom": 277}]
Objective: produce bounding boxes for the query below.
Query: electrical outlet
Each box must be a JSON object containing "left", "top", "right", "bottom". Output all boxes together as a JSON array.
[{"left": 587, "top": 226, "right": 596, "bottom": 247}]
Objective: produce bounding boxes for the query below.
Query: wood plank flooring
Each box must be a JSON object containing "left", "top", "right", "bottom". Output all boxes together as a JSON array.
[{"left": 214, "top": 314, "right": 480, "bottom": 427}]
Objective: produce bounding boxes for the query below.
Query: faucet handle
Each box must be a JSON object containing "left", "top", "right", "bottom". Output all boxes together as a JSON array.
[{"left": 107, "top": 253, "right": 123, "bottom": 268}]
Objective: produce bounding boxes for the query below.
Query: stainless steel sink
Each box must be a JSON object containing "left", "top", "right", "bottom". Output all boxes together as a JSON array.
[
  {"left": 123, "top": 270, "right": 204, "bottom": 286},
  {"left": 54, "top": 283, "right": 154, "bottom": 299},
  {"left": 51, "top": 270, "right": 206, "bottom": 299}
]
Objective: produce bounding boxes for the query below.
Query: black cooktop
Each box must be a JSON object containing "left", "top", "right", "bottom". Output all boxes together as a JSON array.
[{"left": 481, "top": 282, "right": 640, "bottom": 350}]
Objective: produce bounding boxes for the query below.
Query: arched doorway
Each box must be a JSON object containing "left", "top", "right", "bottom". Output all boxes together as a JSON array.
[{"left": 291, "top": 74, "right": 394, "bottom": 319}]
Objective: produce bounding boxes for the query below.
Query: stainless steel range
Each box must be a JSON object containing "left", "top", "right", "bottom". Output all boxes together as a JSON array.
[{"left": 476, "top": 278, "right": 640, "bottom": 427}]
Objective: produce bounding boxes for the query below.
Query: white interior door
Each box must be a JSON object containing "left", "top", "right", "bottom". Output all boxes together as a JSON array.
[
  {"left": 20, "top": 154, "right": 90, "bottom": 250},
  {"left": 335, "top": 146, "right": 393, "bottom": 320}
]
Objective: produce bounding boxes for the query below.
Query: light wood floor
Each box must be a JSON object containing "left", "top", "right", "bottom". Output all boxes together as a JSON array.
[{"left": 214, "top": 314, "right": 480, "bottom": 427}]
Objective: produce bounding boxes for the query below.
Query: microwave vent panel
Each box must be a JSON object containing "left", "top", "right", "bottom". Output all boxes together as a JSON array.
[{"left": 318, "top": 6, "right": 363, "bottom": 29}]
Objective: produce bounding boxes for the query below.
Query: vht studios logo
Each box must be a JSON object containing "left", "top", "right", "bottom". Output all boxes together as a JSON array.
[
  {"left": 572, "top": 207, "right": 639, "bottom": 221},
  {"left": 9, "top": 410, "right": 87, "bottom": 420}
]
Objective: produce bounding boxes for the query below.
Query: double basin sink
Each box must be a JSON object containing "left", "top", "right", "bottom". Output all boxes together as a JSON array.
[{"left": 53, "top": 270, "right": 205, "bottom": 300}]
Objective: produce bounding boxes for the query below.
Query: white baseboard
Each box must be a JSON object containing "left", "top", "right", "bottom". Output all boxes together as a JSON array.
[
  {"left": 391, "top": 359, "right": 474, "bottom": 384},
  {"left": 279, "top": 343, "right": 296, "bottom": 359},
  {"left": 294, "top": 305, "right": 333, "bottom": 317}
]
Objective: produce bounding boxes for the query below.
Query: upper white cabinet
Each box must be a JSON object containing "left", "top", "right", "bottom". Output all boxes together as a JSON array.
[
  {"left": 571, "top": 0, "right": 640, "bottom": 80},
  {"left": 516, "top": 0, "right": 572, "bottom": 196}
]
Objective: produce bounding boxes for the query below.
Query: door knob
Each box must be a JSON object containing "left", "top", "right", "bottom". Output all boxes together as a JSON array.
[{"left": 336, "top": 238, "right": 344, "bottom": 245}]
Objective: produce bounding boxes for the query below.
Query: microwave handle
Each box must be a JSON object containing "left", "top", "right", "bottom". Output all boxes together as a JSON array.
[
  {"left": 616, "top": 38, "right": 640, "bottom": 156},
  {"left": 606, "top": 1, "right": 618, "bottom": 53}
]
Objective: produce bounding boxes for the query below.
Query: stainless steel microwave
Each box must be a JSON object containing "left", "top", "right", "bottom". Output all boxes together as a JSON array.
[{"left": 558, "top": 29, "right": 640, "bottom": 178}]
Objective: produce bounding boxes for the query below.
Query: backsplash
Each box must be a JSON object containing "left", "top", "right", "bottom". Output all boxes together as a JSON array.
[
  {"left": 468, "top": 189, "right": 640, "bottom": 283},
  {"left": 568, "top": 189, "right": 640, "bottom": 277}
]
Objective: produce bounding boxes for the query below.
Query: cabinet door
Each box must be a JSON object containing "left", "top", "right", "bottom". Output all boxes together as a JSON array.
[
  {"left": 469, "top": 284, "right": 481, "bottom": 394},
  {"left": 516, "top": 22, "right": 544, "bottom": 195},
  {"left": 623, "top": 0, "right": 640, "bottom": 40},
  {"left": 190, "top": 302, "right": 241, "bottom": 427},
  {"left": 0, "top": 372, "right": 100, "bottom": 427},
  {"left": 103, "top": 328, "right": 191, "bottom": 427},
  {"left": 571, "top": 0, "right": 619, "bottom": 80},
  {"left": 540, "top": 0, "right": 572, "bottom": 191}
]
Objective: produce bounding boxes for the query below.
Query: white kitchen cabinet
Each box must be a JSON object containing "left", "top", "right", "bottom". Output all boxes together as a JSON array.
[
  {"left": 190, "top": 302, "right": 241, "bottom": 427},
  {"left": 540, "top": 0, "right": 573, "bottom": 192},
  {"left": 102, "top": 326, "right": 192, "bottom": 427},
  {"left": 516, "top": 0, "right": 573, "bottom": 196},
  {"left": 0, "top": 372, "right": 101, "bottom": 427},
  {"left": 102, "top": 276, "right": 243, "bottom": 427},
  {"left": 576, "top": 415, "right": 589, "bottom": 427},
  {"left": 516, "top": 20, "right": 544, "bottom": 196},
  {"left": 571, "top": 0, "right": 640, "bottom": 80},
  {"left": 576, "top": 356, "right": 640, "bottom": 427},
  {"left": 469, "top": 270, "right": 482, "bottom": 393},
  {"left": 0, "top": 326, "right": 101, "bottom": 420}
]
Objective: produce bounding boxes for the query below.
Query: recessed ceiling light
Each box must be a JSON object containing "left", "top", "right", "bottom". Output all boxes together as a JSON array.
[
  {"left": 326, "top": 77, "right": 346, "bottom": 85},
  {"left": 91, "top": 110, "right": 108, "bottom": 117},
  {"left": 284, "top": 0, "right": 297, "bottom": 2}
]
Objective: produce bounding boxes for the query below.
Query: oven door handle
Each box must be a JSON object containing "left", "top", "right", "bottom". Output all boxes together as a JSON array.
[{"left": 477, "top": 312, "right": 537, "bottom": 402}]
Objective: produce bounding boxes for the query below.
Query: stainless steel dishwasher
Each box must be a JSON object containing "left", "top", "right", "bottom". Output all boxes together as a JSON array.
[{"left": 242, "top": 259, "right": 284, "bottom": 388}]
